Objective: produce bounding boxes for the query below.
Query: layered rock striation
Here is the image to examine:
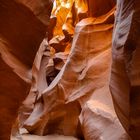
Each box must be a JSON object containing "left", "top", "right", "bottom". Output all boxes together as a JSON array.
[
  {"left": 110, "top": 0, "right": 140, "bottom": 139},
  {"left": 0, "top": 0, "right": 140, "bottom": 140},
  {"left": 16, "top": 0, "right": 129, "bottom": 140},
  {"left": 0, "top": 0, "right": 52, "bottom": 139}
]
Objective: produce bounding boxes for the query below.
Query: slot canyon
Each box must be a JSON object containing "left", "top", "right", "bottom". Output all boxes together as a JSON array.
[{"left": 0, "top": 0, "right": 140, "bottom": 140}]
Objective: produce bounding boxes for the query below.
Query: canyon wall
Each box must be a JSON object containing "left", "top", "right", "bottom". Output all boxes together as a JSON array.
[
  {"left": 0, "top": 0, "right": 52, "bottom": 139},
  {"left": 0, "top": 0, "right": 140, "bottom": 140},
  {"left": 110, "top": 0, "right": 140, "bottom": 139},
  {"left": 16, "top": 0, "right": 128, "bottom": 140}
]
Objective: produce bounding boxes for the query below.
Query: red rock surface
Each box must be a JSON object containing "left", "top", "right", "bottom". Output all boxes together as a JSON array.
[
  {"left": 110, "top": 0, "right": 140, "bottom": 139},
  {"left": 11, "top": 134, "right": 79, "bottom": 140},
  {"left": 0, "top": 0, "right": 140, "bottom": 140},
  {"left": 16, "top": 1, "right": 129, "bottom": 140},
  {"left": 0, "top": 0, "right": 52, "bottom": 139}
]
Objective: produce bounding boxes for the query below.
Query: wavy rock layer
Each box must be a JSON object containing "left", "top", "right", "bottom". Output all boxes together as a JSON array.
[
  {"left": 16, "top": 1, "right": 129, "bottom": 140},
  {"left": 110, "top": 0, "right": 140, "bottom": 139},
  {"left": 1, "top": 0, "right": 140, "bottom": 140},
  {"left": 0, "top": 0, "right": 52, "bottom": 140}
]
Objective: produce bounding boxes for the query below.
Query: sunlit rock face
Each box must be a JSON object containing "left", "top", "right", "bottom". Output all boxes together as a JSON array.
[
  {"left": 0, "top": 0, "right": 52, "bottom": 140},
  {"left": 1, "top": 0, "right": 140, "bottom": 140},
  {"left": 110, "top": 0, "right": 140, "bottom": 139},
  {"left": 15, "top": 0, "right": 129, "bottom": 140}
]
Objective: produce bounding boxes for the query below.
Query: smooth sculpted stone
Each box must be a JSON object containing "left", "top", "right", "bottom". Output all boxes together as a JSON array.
[
  {"left": 16, "top": 0, "right": 53, "bottom": 25},
  {"left": 110, "top": 0, "right": 140, "bottom": 139},
  {"left": 11, "top": 134, "right": 78, "bottom": 140},
  {"left": 3, "top": 0, "right": 139, "bottom": 139},
  {"left": 0, "top": 0, "right": 52, "bottom": 139},
  {"left": 17, "top": 3, "right": 128, "bottom": 139}
]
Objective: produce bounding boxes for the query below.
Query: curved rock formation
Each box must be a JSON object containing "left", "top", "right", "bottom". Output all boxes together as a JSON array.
[
  {"left": 0, "top": 0, "right": 52, "bottom": 139},
  {"left": 1, "top": 0, "right": 140, "bottom": 140},
  {"left": 110, "top": 0, "right": 140, "bottom": 139},
  {"left": 15, "top": 1, "right": 129, "bottom": 140}
]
